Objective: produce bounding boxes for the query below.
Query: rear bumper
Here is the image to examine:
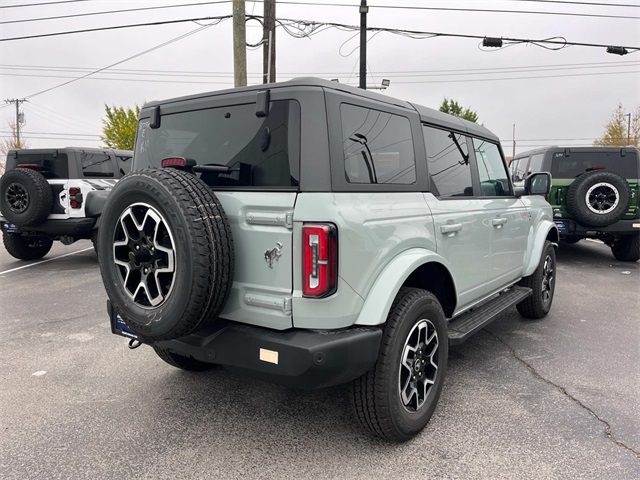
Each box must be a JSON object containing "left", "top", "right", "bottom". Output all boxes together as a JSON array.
[
  {"left": 109, "top": 302, "right": 382, "bottom": 390},
  {"left": 0, "top": 216, "right": 96, "bottom": 236},
  {"left": 554, "top": 218, "right": 640, "bottom": 237}
]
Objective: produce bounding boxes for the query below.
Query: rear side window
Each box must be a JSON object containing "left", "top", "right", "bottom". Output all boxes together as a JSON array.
[
  {"left": 8, "top": 153, "right": 69, "bottom": 179},
  {"left": 473, "top": 139, "right": 511, "bottom": 197},
  {"left": 423, "top": 126, "right": 473, "bottom": 197},
  {"left": 551, "top": 150, "right": 638, "bottom": 179},
  {"left": 340, "top": 104, "right": 416, "bottom": 185},
  {"left": 115, "top": 154, "right": 132, "bottom": 177},
  {"left": 80, "top": 151, "right": 115, "bottom": 177},
  {"left": 134, "top": 100, "right": 300, "bottom": 188}
]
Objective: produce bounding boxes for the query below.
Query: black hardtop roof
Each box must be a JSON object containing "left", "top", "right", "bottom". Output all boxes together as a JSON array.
[
  {"left": 514, "top": 145, "right": 640, "bottom": 160},
  {"left": 7, "top": 147, "right": 133, "bottom": 158},
  {"left": 141, "top": 77, "right": 499, "bottom": 142}
]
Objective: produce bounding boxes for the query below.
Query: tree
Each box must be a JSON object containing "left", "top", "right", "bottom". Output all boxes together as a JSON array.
[
  {"left": 594, "top": 103, "right": 640, "bottom": 147},
  {"left": 0, "top": 121, "right": 29, "bottom": 175},
  {"left": 439, "top": 98, "right": 479, "bottom": 123},
  {"left": 101, "top": 104, "right": 140, "bottom": 150}
]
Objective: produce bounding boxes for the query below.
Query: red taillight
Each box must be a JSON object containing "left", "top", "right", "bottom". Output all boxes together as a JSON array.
[
  {"left": 17, "top": 163, "right": 40, "bottom": 169},
  {"left": 302, "top": 223, "right": 338, "bottom": 298},
  {"left": 161, "top": 157, "right": 188, "bottom": 168},
  {"left": 69, "top": 187, "right": 82, "bottom": 209}
]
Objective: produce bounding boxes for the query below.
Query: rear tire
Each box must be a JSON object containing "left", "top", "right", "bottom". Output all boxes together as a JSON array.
[
  {"left": 611, "top": 234, "right": 639, "bottom": 262},
  {"left": 517, "top": 241, "right": 556, "bottom": 319},
  {"left": 153, "top": 346, "right": 215, "bottom": 372},
  {"left": 3, "top": 232, "right": 53, "bottom": 260},
  {"left": 350, "top": 287, "right": 448, "bottom": 442}
]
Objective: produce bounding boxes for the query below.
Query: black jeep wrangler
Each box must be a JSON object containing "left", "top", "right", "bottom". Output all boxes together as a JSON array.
[
  {"left": 0, "top": 147, "right": 132, "bottom": 260},
  {"left": 510, "top": 146, "right": 639, "bottom": 261}
]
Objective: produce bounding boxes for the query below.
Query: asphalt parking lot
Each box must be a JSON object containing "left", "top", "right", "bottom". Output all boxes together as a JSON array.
[{"left": 0, "top": 239, "right": 638, "bottom": 480}]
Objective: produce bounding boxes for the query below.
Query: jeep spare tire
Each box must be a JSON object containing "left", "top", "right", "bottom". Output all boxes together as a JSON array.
[
  {"left": 97, "top": 169, "right": 234, "bottom": 342},
  {"left": 566, "top": 170, "right": 631, "bottom": 227},
  {"left": 0, "top": 168, "right": 52, "bottom": 226}
]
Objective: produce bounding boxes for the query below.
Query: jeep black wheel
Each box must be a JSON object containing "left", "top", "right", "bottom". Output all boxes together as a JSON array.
[
  {"left": 350, "top": 287, "right": 448, "bottom": 441},
  {"left": 611, "top": 234, "right": 640, "bottom": 262},
  {"left": 153, "top": 345, "right": 215, "bottom": 372},
  {"left": 97, "top": 169, "right": 234, "bottom": 342},
  {"left": 3, "top": 232, "right": 53, "bottom": 260},
  {"left": 566, "top": 171, "right": 631, "bottom": 227},
  {"left": 0, "top": 168, "right": 52, "bottom": 226},
  {"left": 517, "top": 241, "right": 556, "bottom": 319}
]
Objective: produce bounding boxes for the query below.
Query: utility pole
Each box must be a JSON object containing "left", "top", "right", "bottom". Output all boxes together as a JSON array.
[
  {"left": 512, "top": 123, "right": 516, "bottom": 159},
  {"left": 232, "top": 0, "right": 247, "bottom": 87},
  {"left": 4, "top": 98, "right": 27, "bottom": 145},
  {"left": 359, "top": 0, "right": 368, "bottom": 90},
  {"left": 626, "top": 112, "right": 631, "bottom": 145},
  {"left": 263, "top": 0, "right": 276, "bottom": 83}
]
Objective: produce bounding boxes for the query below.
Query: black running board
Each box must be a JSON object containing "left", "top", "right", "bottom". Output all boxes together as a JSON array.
[{"left": 448, "top": 286, "right": 532, "bottom": 346}]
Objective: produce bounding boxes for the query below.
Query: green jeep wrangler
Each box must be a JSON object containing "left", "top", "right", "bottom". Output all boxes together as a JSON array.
[
  {"left": 98, "top": 78, "right": 558, "bottom": 441},
  {"left": 510, "top": 146, "right": 639, "bottom": 262}
]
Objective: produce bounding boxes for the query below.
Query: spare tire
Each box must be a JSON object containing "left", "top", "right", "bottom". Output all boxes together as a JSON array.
[
  {"left": 0, "top": 168, "right": 52, "bottom": 226},
  {"left": 97, "top": 169, "right": 234, "bottom": 342},
  {"left": 566, "top": 170, "right": 631, "bottom": 227}
]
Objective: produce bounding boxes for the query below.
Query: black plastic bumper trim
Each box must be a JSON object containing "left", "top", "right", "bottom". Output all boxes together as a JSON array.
[{"left": 0, "top": 217, "right": 96, "bottom": 235}]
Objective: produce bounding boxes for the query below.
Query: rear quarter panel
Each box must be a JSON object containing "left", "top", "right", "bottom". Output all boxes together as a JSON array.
[{"left": 291, "top": 192, "right": 438, "bottom": 329}]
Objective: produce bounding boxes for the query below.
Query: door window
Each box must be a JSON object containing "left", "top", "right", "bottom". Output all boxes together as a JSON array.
[
  {"left": 423, "top": 125, "right": 473, "bottom": 197},
  {"left": 473, "top": 139, "right": 511, "bottom": 197},
  {"left": 341, "top": 104, "right": 416, "bottom": 185},
  {"left": 510, "top": 156, "right": 529, "bottom": 182}
]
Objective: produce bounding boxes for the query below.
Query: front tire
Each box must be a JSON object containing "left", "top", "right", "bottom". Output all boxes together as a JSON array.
[
  {"left": 517, "top": 241, "right": 556, "bottom": 319},
  {"left": 3, "top": 232, "right": 53, "bottom": 260},
  {"left": 350, "top": 287, "right": 448, "bottom": 441},
  {"left": 611, "top": 234, "right": 640, "bottom": 262}
]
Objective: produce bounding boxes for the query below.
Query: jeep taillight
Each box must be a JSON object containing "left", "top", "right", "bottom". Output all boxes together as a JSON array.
[
  {"left": 69, "top": 187, "right": 82, "bottom": 209},
  {"left": 302, "top": 223, "right": 338, "bottom": 298}
]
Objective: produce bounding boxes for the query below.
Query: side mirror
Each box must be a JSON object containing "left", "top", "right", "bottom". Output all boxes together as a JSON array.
[{"left": 525, "top": 172, "right": 552, "bottom": 196}]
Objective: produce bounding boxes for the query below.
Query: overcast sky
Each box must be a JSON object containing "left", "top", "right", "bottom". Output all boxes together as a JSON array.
[{"left": 1, "top": 0, "right": 639, "bottom": 155}]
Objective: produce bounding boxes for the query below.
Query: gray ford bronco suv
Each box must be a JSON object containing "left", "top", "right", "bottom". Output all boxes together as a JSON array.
[
  {"left": 98, "top": 78, "right": 558, "bottom": 441},
  {"left": 0, "top": 147, "right": 132, "bottom": 260}
]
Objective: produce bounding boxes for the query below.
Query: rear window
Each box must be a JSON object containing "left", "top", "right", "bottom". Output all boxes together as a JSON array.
[
  {"left": 134, "top": 100, "right": 300, "bottom": 188},
  {"left": 7, "top": 153, "right": 69, "bottom": 179},
  {"left": 551, "top": 150, "right": 639, "bottom": 179}
]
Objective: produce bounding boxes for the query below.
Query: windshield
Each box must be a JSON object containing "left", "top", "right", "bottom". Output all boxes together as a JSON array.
[
  {"left": 134, "top": 100, "right": 300, "bottom": 188},
  {"left": 551, "top": 150, "right": 639, "bottom": 179}
]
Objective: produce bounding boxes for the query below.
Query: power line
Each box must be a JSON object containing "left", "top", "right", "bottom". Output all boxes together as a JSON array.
[
  {"left": 0, "top": 0, "right": 92, "bottom": 8},
  {"left": 509, "top": 0, "right": 639, "bottom": 7},
  {"left": 2, "top": 60, "right": 637, "bottom": 78},
  {"left": 0, "top": 1, "right": 232, "bottom": 25},
  {"left": 3, "top": 68, "right": 637, "bottom": 85},
  {"left": 0, "top": 16, "right": 232, "bottom": 42},
  {"left": 262, "top": 1, "right": 640, "bottom": 19},
  {"left": 1, "top": 59, "right": 637, "bottom": 76},
  {"left": 2, "top": 14, "right": 639, "bottom": 54},
  {"left": 25, "top": 22, "right": 219, "bottom": 99},
  {"left": 0, "top": 130, "right": 100, "bottom": 137}
]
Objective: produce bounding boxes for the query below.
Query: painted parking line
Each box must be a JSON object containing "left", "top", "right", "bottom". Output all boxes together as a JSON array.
[{"left": 0, "top": 247, "right": 93, "bottom": 276}]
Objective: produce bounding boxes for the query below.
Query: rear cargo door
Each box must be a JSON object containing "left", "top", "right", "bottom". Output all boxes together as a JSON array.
[{"left": 134, "top": 97, "right": 301, "bottom": 330}]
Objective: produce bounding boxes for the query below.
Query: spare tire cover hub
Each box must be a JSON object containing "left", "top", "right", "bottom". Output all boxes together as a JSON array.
[
  {"left": 585, "top": 182, "right": 619, "bottom": 215},
  {"left": 5, "top": 182, "right": 30, "bottom": 213},
  {"left": 113, "top": 202, "right": 176, "bottom": 308}
]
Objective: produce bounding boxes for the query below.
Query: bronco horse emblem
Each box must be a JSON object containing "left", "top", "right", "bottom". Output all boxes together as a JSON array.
[{"left": 264, "top": 242, "right": 283, "bottom": 268}]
